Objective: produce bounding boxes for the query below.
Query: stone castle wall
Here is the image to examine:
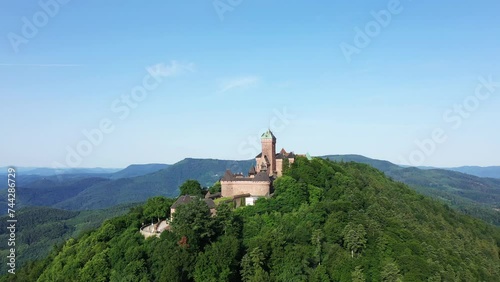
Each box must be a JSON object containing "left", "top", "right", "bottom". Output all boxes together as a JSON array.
[{"left": 221, "top": 181, "right": 270, "bottom": 197}]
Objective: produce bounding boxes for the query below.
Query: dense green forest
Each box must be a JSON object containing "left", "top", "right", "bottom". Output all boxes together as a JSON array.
[
  {"left": 324, "top": 155, "right": 500, "bottom": 225},
  {"left": 0, "top": 204, "right": 138, "bottom": 274},
  {"left": 3, "top": 157, "right": 500, "bottom": 281}
]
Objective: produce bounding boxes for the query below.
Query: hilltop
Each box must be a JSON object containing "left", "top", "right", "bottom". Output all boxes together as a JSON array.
[
  {"left": 323, "top": 155, "right": 500, "bottom": 225},
  {"left": 6, "top": 157, "right": 499, "bottom": 281}
]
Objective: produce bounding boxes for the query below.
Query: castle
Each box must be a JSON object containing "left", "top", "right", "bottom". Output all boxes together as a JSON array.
[
  {"left": 221, "top": 129, "right": 295, "bottom": 205},
  {"left": 141, "top": 130, "right": 294, "bottom": 238}
]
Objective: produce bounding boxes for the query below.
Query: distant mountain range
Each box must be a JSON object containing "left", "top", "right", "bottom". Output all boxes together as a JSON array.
[
  {"left": 109, "top": 163, "right": 169, "bottom": 179},
  {"left": 409, "top": 165, "right": 500, "bottom": 179},
  {"left": 0, "top": 159, "right": 252, "bottom": 212},
  {"left": 3, "top": 161, "right": 499, "bottom": 180},
  {"left": 1, "top": 156, "right": 499, "bottom": 225},
  {"left": 0, "top": 166, "right": 121, "bottom": 176},
  {"left": 445, "top": 166, "right": 500, "bottom": 179},
  {"left": 0, "top": 163, "right": 169, "bottom": 188}
]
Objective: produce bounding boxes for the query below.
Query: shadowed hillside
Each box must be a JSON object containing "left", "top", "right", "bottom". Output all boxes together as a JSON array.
[
  {"left": 0, "top": 203, "right": 138, "bottom": 274},
  {"left": 53, "top": 158, "right": 254, "bottom": 210}
]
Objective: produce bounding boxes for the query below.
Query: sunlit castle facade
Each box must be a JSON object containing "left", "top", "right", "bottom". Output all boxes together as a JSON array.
[{"left": 220, "top": 130, "right": 295, "bottom": 205}]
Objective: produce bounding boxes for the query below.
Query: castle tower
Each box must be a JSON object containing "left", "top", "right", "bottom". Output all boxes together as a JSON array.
[{"left": 260, "top": 129, "right": 276, "bottom": 176}]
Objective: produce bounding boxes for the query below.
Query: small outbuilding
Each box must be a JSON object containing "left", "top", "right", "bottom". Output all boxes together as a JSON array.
[{"left": 170, "top": 195, "right": 216, "bottom": 220}]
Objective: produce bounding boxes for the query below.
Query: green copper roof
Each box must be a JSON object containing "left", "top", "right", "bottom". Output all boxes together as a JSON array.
[{"left": 261, "top": 129, "right": 276, "bottom": 139}]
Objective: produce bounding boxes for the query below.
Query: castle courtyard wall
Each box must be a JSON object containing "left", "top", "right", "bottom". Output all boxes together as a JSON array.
[{"left": 221, "top": 181, "right": 270, "bottom": 197}]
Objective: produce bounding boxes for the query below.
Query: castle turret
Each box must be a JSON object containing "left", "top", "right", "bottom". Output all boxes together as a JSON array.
[
  {"left": 260, "top": 129, "right": 276, "bottom": 176},
  {"left": 248, "top": 166, "right": 257, "bottom": 178}
]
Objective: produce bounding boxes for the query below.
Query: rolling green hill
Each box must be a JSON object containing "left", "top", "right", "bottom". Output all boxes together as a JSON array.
[
  {"left": 0, "top": 203, "right": 139, "bottom": 275},
  {"left": 323, "top": 155, "right": 500, "bottom": 205},
  {"left": 6, "top": 157, "right": 499, "bottom": 281},
  {"left": 323, "top": 155, "right": 500, "bottom": 225}
]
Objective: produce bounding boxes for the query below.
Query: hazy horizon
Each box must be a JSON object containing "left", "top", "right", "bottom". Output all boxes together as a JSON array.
[
  {"left": 3, "top": 152, "right": 500, "bottom": 170},
  {"left": 2, "top": 0, "right": 499, "bottom": 168}
]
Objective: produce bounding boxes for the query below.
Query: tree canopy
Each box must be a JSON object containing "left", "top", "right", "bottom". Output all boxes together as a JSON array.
[
  {"left": 208, "top": 181, "right": 221, "bottom": 194},
  {"left": 142, "top": 196, "right": 174, "bottom": 222},
  {"left": 179, "top": 179, "right": 204, "bottom": 197},
  {"left": 5, "top": 157, "right": 500, "bottom": 281}
]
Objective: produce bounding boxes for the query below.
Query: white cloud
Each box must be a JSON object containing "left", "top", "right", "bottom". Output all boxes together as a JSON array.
[
  {"left": 218, "top": 76, "right": 260, "bottom": 93},
  {"left": 146, "top": 60, "right": 195, "bottom": 78}
]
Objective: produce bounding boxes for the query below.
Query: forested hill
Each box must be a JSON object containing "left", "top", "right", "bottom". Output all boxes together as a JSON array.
[
  {"left": 323, "top": 155, "right": 500, "bottom": 225},
  {"left": 5, "top": 157, "right": 500, "bottom": 281},
  {"left": 0, "top": 204, "right": 138, "bottom": 275}
]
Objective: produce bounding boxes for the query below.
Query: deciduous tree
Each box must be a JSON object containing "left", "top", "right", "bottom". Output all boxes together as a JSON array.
[
  {"left": 179, "top": 179, "right": 204, "bottom": 197},
  {"left": 343, "top": 223, "right": 367, "bottom": 258}
]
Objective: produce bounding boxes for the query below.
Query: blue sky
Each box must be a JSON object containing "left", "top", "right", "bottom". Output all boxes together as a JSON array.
[{"left": 1, "top": 0, "right": 499, "bottom": 168}]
